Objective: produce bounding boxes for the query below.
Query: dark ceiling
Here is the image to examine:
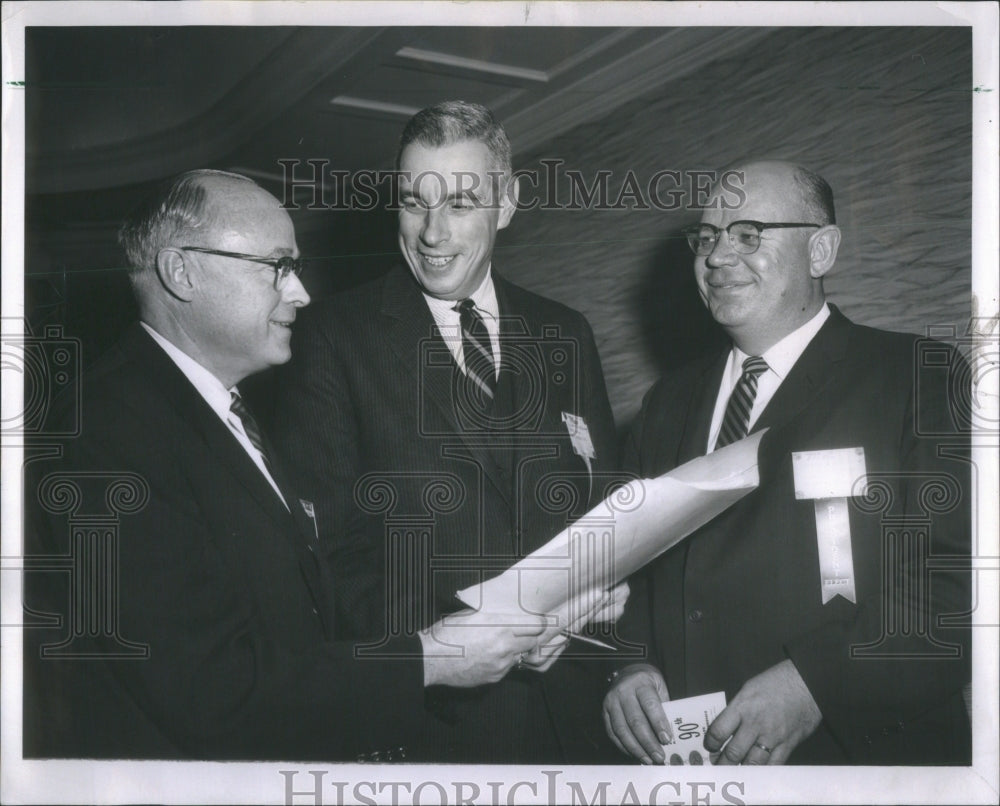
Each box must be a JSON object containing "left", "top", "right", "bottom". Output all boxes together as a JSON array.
[{"left": 26, "top": 26, "right": 770, "bottom": 197}]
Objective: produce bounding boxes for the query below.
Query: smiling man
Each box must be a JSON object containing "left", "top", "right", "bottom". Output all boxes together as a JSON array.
[
  {"left": 396, "top": 137, "right": 511, "bottom": 301},
  {"left": 23, "top": 169, "right": 560, "bottom": 761},
  {"left": 275, "top": 102, "right": 622, "bottom": 763},
  {"left": 603, "top": 160, "right": 971, "bottom": 765}
]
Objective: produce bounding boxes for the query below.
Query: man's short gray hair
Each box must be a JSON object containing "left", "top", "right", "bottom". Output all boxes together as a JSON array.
[
  {"left": 395, "top": 100, "right": 512, "bottom": 177},
  {"left": 792, "top": 166, "right": 836, "bottom": 225},
  {"left": 118, "top": 169, "right": 258, "bottom": 276}
]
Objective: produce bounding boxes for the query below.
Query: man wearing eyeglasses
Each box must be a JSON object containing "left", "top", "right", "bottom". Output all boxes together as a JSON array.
[
  {"left": 603, "top": 160, "right": 970, "bottom": 765},
  {"left": 22, "top": 169, "right": 562, "bottom": 760}
]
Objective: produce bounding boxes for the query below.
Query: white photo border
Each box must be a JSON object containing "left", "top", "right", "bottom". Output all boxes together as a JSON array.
[{"left": 2, "top": 2, "right": 997, "bottom": 804}]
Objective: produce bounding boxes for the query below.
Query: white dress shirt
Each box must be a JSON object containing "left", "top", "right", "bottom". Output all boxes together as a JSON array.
[
  {"left": 140, "top": 322, "right": 288, "bottom": 507},
  {"left": 707, "top": 304, "right": 831, "bottom": 453},
  {"left": 422, "top": 268, "right": 501, "bottom": 379}
]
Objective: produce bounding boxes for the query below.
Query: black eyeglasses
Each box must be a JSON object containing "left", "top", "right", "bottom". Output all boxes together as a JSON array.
[
  {"left": 180, "top": 247, "right": 305, "bottom": 289},
  {"left": 681, "top": 221, "right": 823, "bottom": 256}
]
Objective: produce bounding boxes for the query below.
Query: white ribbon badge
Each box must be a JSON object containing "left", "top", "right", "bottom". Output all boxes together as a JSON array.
[
  {"left": 562, "top": 411, "right": 595, "bottom": 498},
  {"left": 792, "top": 448, "right": 868, "bottom": 605},
  {"left": 300, "top": 498, "right": 320, "bottom": 542}
]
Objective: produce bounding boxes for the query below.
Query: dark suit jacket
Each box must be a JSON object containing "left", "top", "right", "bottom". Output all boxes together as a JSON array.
[
  {"left": 618, "top": 306, "right": 971, "bottom": 764},
  {"left": 274, "top": 266, "right": 620, "bottom": 762},
  {"left": 23, "top": 324, "right": 425, "bottom": 761}
]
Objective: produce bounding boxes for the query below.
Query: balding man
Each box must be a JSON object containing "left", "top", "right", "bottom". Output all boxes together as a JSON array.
[
  {"left": 22, "top": 169, "right": 561, "bottom": 761},
  {"left": 604, "top": 161, "right": 970, "bottom": 765}
]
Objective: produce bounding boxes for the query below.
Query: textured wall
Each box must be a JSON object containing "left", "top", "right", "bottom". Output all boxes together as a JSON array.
[{"left": 496, "top": 27, "right": 972, "bottom": 427}]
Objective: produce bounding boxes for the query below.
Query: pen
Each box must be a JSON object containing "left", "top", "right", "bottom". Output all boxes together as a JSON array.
[{"left": 561, "top": 630, "right": 616, "bottom": 651}]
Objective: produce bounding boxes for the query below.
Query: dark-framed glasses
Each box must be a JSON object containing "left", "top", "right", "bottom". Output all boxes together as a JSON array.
[
  {"left": 681, "top": 221, "right": 823, "bottom": 256},
  {"left": 180, "top": 246, "right": 305, "bottom": 289}
]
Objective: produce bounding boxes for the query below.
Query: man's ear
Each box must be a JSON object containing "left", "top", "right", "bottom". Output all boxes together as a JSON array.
[
  {"left": 497, "top": 174, "right": 520, "bottom": 230},
  {"left": 155, "top": 248, "right": 196, "bottom": 301},
  {"left": 808, "top": 224, "right": 841, "bottom": 279}
]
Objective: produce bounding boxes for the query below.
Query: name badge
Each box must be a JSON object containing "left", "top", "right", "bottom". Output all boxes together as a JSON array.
[
  {"left": 561, "top": 412, "right": 595, "bottom": 459},
  {"left": 562, "top": 411, "right": 595, "bottom": 499},
  {"left": 300, "top": 498, "right": 320, "bottom": 542},
  {"left": 792, "top": 448, "right": 868, "bottom": 605}
]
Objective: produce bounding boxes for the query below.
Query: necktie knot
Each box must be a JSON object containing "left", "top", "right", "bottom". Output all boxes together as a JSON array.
[
  {"left": 454, "top": 299, "right": 490, "bottom": 338},
  {"left": 741, "top": 355, "right": 769, "bottom": 380},
  {"left": 229, "top": 390, "right": 251, "bottom": 420}
]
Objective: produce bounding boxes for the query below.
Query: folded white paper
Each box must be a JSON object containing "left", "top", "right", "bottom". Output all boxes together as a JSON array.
[{"left": 456, "top": 429, "right": 766, "bottom": 621}]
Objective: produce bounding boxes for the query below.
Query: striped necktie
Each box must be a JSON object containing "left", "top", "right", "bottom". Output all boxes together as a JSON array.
[
  {"left": 230, "top": 391, "right": 272, "bottom": 470},
  {"left": 455, "top": 299, "right": 497, "bottom": 404},
  {"left": 715, "top": 356, "right": 769, "bottom": 449}
]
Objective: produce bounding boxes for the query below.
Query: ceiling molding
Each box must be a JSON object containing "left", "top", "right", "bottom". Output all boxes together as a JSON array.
[
  {"left": 329, "top": 95, "right": 421, "bottom": 118},
  {"left": 28, "top": 27, "right": 389, "bottom": 194},
  {"left": 542, "top": 27, "right": 640, "bottom": 82},
  {"left": 504, "top": 27, "right": 775, "bottom": 159},
  {"left": 395, "top": 46, "right": 550, "bottom": 83}
]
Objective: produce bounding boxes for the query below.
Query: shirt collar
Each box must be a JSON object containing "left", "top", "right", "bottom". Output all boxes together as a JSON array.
[
  {"left": 732, "top": 303, "right": 831, "bottom": 381},
  {"left": 140, "top": 321, "right": 237, "bottom": 420},
  {"left": 422, "top": 266, "right": 499, "bottom": 322}
]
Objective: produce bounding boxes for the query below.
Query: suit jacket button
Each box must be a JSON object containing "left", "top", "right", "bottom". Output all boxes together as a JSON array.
[
  {"left": 312, "top": 607, "right": 319, "bottom": 616},
  {"left": 307, "top": 543, "right": 315, "bottom": 553},
  {"left": 688, "top": 609, "right": 703, "bottom": 622}
]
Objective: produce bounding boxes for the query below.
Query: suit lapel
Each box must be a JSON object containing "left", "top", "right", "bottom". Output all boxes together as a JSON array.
[
  {"left": 380, "top": 266, "right": 441, "bottom": 395},
  {"left": 677, "top": 352, "right": 728, "bottom": 465},
  {"left": 380, "top": 267, "right": 512, "bottom": 501},
  {"left": 494, "top": 275, "right": 577, "bottom": 471},
  {"left": 129, "top": 325, "right": 336, "bottom": 627},
  {"left": 749, "top": 306, "right": 852, "bottom": 478},
  {"left": 128, "top": 325, "right": 307, "bottom": 534},
  {"left": 264, "top": 444, "right": 319, "bottom": 538},
  {"left": 268, "top": 451, "right": 337, "bottom": 628},
  {"left": 674, "top": 309, "right": 852, "bottom": 481},
  {"left": 193, "top": 403, "right": 298, "bottom": 531},
  {"left": 494, "top": 274, "right": 536, "bottom": 414}
]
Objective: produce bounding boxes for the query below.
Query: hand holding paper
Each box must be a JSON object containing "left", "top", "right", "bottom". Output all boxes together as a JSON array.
[
  {"left": 660, "top": 691, "right": 727, "bottom": 765},
  {"left": 705, "top": 659, "right": 822, "bottom": 765},
  {"left": 589, "top": 581, "right": 629, "bottom": 624},
  {"left": 419, "top": 609, "right": 561, "bottom": 688},
  {"left": 603, "top": 664, "right": 673, "bottom": 764},
  {"left": 518, "top": 583, "right": 623, "bottom": 671}
]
